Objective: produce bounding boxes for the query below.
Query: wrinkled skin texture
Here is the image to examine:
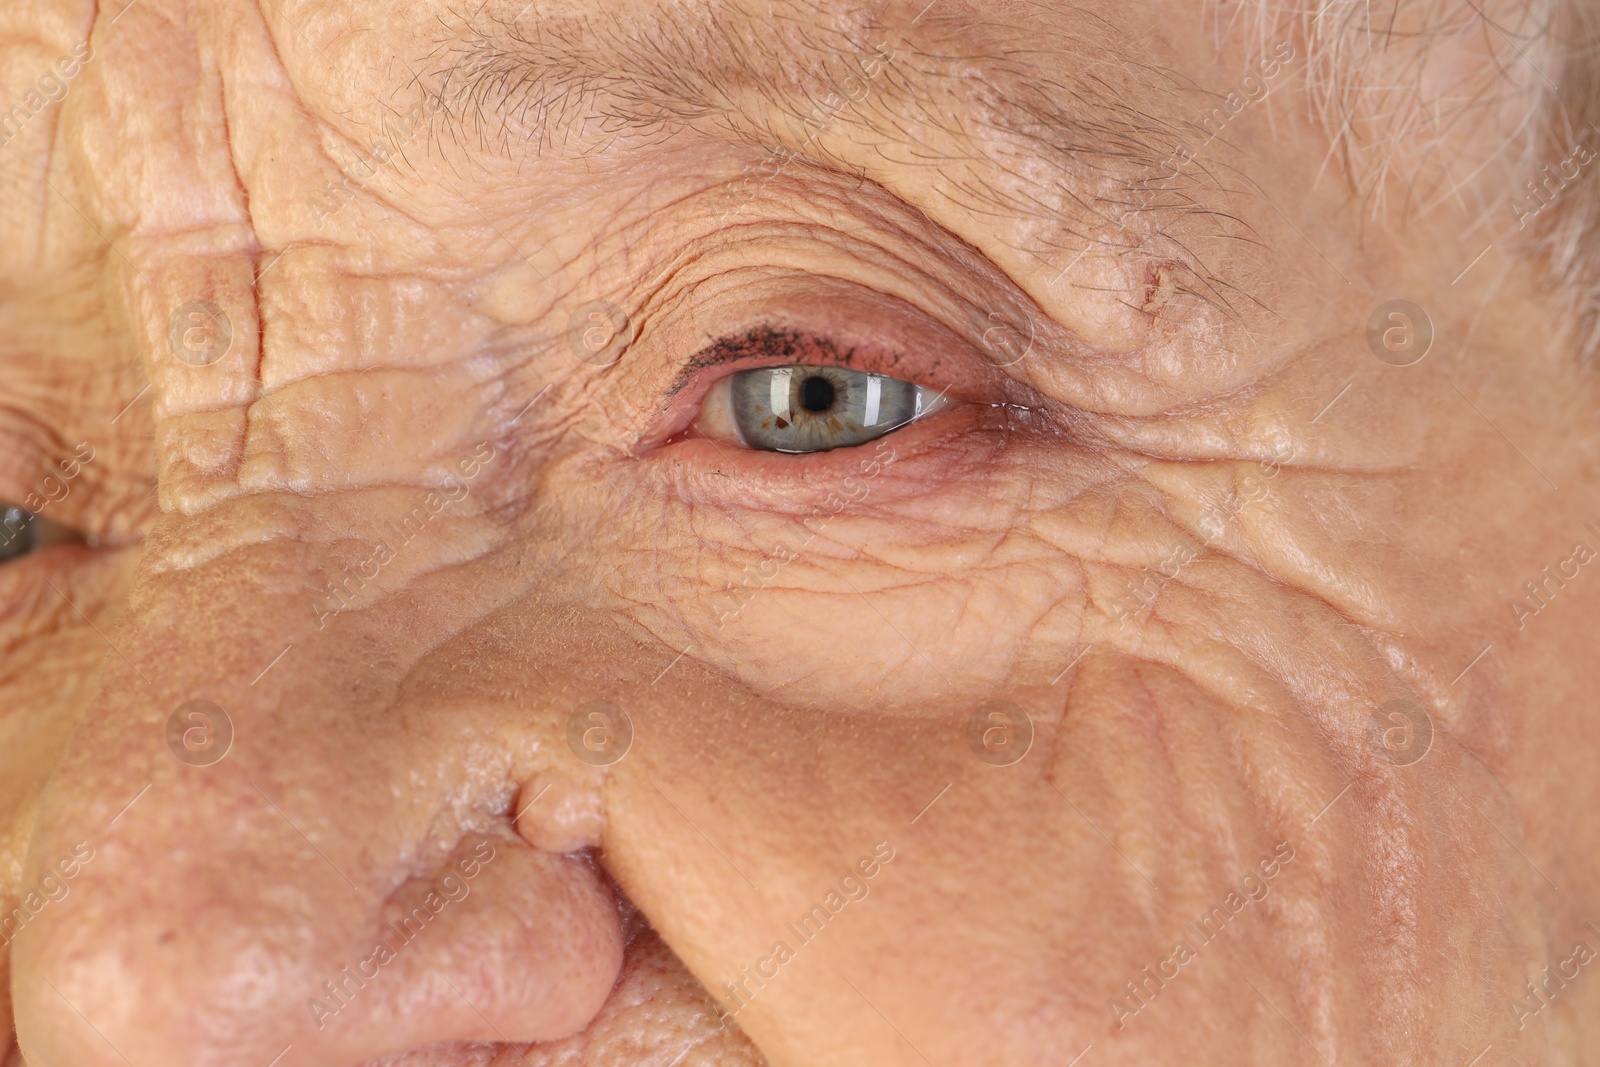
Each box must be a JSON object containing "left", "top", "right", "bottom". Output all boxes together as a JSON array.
[{"left": 3, "top": 0, "right": 1600, "bottom": 1064}]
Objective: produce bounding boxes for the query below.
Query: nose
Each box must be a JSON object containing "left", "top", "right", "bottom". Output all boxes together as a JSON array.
[{"left": 10, "top": 570, "right": 624, "bottom": 1067}]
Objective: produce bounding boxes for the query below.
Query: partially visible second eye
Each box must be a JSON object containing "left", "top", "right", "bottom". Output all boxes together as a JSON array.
[
  {"left": 714, "top": 366, "right": 949, "bottom": 453},
  {"left": 1, "top": 504, "right": 83, "bottom": 564}
]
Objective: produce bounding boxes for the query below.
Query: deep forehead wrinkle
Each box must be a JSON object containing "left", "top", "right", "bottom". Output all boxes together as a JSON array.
[{"left": 427, "top": 0, "right": 1263, "bottom": 315}]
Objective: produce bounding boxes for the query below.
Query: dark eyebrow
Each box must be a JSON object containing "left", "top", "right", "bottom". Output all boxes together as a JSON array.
[{"left": 428, "top": 1, "right": 1262, "bottom": 318}]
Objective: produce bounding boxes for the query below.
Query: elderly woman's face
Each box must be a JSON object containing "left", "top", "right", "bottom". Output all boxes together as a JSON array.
[{"left": 4, "top": 0, "right": 1600, "bottom": 1064}]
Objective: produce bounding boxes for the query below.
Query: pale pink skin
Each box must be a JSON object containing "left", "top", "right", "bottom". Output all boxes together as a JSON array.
[{"left": 2, "top": 0, "right": 1600, "bottom": 1064}]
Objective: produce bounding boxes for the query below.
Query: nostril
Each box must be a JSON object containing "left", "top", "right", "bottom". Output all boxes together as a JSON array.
[{"left": 307, "top": 841, "right": 625, "bottom": 1054}]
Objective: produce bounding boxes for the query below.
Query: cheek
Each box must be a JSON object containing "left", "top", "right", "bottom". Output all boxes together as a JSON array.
[
  {"left": 572, "top": 423, "right": 1368, "bottom": 721},
  {"left": 0, "top": 553, "right": 139, "bottom": 900}
]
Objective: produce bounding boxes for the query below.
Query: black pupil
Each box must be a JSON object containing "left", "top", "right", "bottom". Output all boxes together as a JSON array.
[{"left": 800, "top": 375, "right": 835, "bottom": 413}]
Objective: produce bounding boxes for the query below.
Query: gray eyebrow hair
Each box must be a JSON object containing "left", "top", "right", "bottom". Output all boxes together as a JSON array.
[{"left": 426, "top": 2, "right": 1266, "bottom": 319}]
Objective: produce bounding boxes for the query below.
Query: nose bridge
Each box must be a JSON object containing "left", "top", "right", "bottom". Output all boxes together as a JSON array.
[{"left": 11, "top": 548, "right": 622, "bottom": 1067}]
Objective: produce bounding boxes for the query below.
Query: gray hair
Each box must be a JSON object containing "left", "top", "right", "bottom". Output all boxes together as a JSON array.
[{"left": 1257, "top": 0, "right": 1598, "bottom": 355}]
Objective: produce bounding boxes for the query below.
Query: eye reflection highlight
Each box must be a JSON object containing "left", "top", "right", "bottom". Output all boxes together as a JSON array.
[{"left": 725, "top": 365, "right": 947, "bottom": 453}]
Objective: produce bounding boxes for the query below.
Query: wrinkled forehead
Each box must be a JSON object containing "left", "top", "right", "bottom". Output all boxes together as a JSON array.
[
  {"left": 0, "top": 0, "right": 1557, "bottom": 514},
  {"left": 425, "top": 0, "right": 1198, "bottom": 169},
  {"left": 96, "top": 0, "right": 1250, "bottom": 276},
  {"left": 305, "top": 0, "right": 1550, "bottom": 198},
  {"left": 240, "top": 0, "right": 1303, "bottom": 379},
  {"left": 423, "top": 0, "right": 1253, "bottom": 293}
]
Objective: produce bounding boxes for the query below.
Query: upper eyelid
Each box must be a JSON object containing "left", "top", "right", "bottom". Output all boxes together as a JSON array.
[
  {"left": 637, "top": 306, "right": 1051, "bottom": 444},
  {"left": 667, "top": 326, "right": 864, "bottom": 401},
  {"left": 615, "top": 234, "right": 1066, "bottom": 450},
  {"left": 662, "top": 321, "right": 1042, "bottom": 411},
  {"left": 445, "top": 10, "right": 1249, "bottom": 348}
]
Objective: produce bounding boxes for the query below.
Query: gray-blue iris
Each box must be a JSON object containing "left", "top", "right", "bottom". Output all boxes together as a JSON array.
[{"left": 729, "top": 366, "right": 935, "bottom": 453}]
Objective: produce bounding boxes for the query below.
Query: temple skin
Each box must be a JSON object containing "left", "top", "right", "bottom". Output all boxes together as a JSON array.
[{"left": 3, "top": 0, "right": 1600, "bottom": 1064}]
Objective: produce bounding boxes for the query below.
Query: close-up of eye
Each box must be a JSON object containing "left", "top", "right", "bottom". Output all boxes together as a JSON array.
[
  {"left": 9, "top": 2, "right": 1600, "bottom": 1067},
  {"left": 701, "top": 364, "right": 950, "bottom": 452}
]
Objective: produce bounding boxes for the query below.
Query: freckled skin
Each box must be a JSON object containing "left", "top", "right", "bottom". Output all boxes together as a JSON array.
[{"left": 3, "top": 0, "right": 1600, "bottom": 1065}]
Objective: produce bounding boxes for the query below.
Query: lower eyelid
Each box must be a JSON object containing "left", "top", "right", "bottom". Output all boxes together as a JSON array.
[
  {"left": 636, "top": 399, "right": 1011, "bottom": 517},
  {"left": 0, "top": 542, "right": 123, "bottom": 645}
]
